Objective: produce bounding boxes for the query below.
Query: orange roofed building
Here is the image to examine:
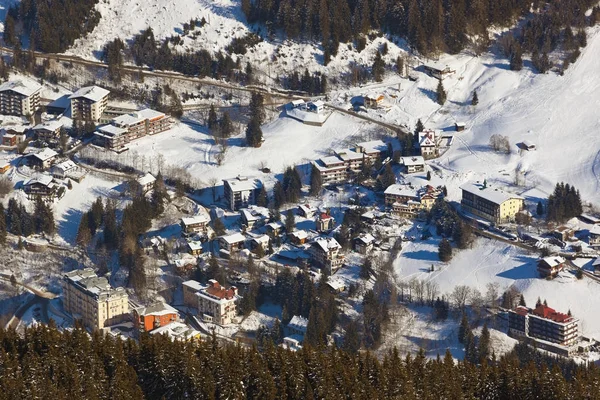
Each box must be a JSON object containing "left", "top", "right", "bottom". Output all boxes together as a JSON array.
[
  {"left": 196, "top": 280, "right": 239, "bottom": 325},
  {"left": 133, "top": 302, "right": 179, "bottom": 332},
  {"left": 508, "top": 304, "right": 579, "bottom": 347}
]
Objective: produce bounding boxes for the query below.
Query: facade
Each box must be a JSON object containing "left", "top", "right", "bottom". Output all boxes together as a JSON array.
[
  {"left": 552, "top": 226, "right": 573, "bottom": 241},
  {"left": 460, "top": 182, "right": 524, "bottom": 224},
  {"left": 354, "top": 233, "right": 375, "bottom": 254},
  {"left": 287, "top": 315, "right": 308, "bottom": 336},
  {"left": 223, "top": 176, "right": 263, "bottom": 211},
  {"left": 289, "top": 230, "right": 309, "bottom": 245},
  {"left": 29, "top": 148, "right": 58, "bottom": 170},
  {"left": 589, "top": 225, "right": 600, "bottom": 248},
  {"left": 196, "top": 280, "right": 238, "bottom": 325},
  {"left": 33, "top": 120, "right": 63, "bottom": 142},
  {"left": 182, "top": 280, "right": 205, "bottom": 308},
  {"left": 62, "top": 268, "right": 129, "bottom": 331},
  {"left": 537, "top": 256, "right": 566, "bottom": 278},
  {"left": 150, "top": 322, "right": 201, "bottom": 341},
  {"left": 137, "top": 172, "right": 156, "bottom": 193},
  {"left": 23, "top": 174, "right": 59, "bottom": 201},
  {"left": 316, "top": 213, "right": 335, "bottom": 232},
  {"left": 297, "top": 204, "right": 315, "bottom": 218},
  {"left": 69, "top": 86, "right": 110, "bottom": 122},
  {"left": 1, "top": 133, "right": 17, "bottom": 147},
  {"left": 309, "top": 237, "right": 344, "bottom": 273},
  {"left": 0, "top": 80, "right": 42, "bottom": 116},
  {"left": 508, "top": 305, "right": 580, "bottom": 347},
  {"left": 240, "top": 207, "right": 269, "bottom": 229},
  {"left": 313, "top": 157, "right": 346, "bottom": 185},
  {"left": 219, "top": 233, "right": 246, "bottom": 253},
  {"left": 400, "top": 156, "right": 426, "bottom": 174},
  {"left": 364, "top": 94, "right": 384, "bottom": 108},
  {"left": 354, "top": 140, "right": 388, "bottom": 163},
  {"left": 133, "top": 302, "right": 179, "bottom": 332},
  {"left": 385, "top": 184, "right": 442, "bottom": 219},
  {"left": 418, "top": 130, "right": 438, "bottom": 158},
  {"left": 181, "top": 215, "right": 210, "bottom": 234},
  {"left": 249, "top": 234, "right": 270, "bottom": 254},
  {"left": 50, "top": 160, "right": 78, "bottom": 180}
]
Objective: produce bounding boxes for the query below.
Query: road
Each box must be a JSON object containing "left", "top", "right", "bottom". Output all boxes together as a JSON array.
[
  {"left": 0, "top": 273, "right": 58, "bottom": 299},
  {"left": 325, "top": 103, "right": 410, "bottom": 135}
]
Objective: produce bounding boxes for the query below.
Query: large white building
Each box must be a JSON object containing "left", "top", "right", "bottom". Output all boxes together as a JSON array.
[
  {"left": 183, "top": 280, "right": 239, "bottom": 325},
  {"left": 223, "top": 176, "right": 262, "bottom": 211},
  {"left": 460, "top": 182, "right": 524, "bottom": 224},
  {"left": 94, "top": 108, "right": 172, "bottom": 150},
  {"left": 69, "top": 86, "right": 110, "bottom": 122},
  {"left": 62, "top": 268, "right": 129, "bottom": 331},
  {"left": 0, "top": 79, "right": 42, "bottom": 116}
]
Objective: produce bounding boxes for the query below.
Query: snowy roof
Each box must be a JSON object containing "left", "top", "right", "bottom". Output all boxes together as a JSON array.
[
  {"left": 365, "top": 94, "right": 384, "bottom": 101},
  {"left": 31, "top": 148, "right": 58, "bottom": 162},
  {"left": 52, "top": 160, "right": 77, "bottom": 171},
  {"left": 97, "top": 124, "right": 127, "bottom": 136},
  {"left": 135, "top": 302, "right": 178, "bottom": 317},
  {"left": 181, "top": 215, "right": 209, "bottom": 226},
  {"left": 311, "top": 100, "right": 324, "bottom": 107},
  {"left": 320, "top": 155, "right": 344, "bottom": 166},
  {"left": 290, "top": 230, "right": 309, "bottom": 240},
  {"left": 137, "top": 172, "right": 156, "bottom": 186},
  {"left": 220, "top": 232, "right": 246, "bottom": 244},
  {"left": 384, "top": 184, "right": 418, "bottom": 198},
  {"left": 113, "top": 113, "right": 145, "bottom": 126},
  {"left": 590, "top": 225, "right": 600, "bottom": 236},
  {"left": 69, "top": 85, "right": 110, "bottom": 102},
  {"left": 187, "top": 241, "right": 203, "bottom": 251},
  {"left": 266, "top": 221, "right": 284, "bottom": 230},
  {"left": 223, "top": 176, "right": 262, "bottom": 192},
  {"left": 182, "top": 280, "right": 204, "bottom": 291},
  {"left": 312, "top": 237, "right": 341, "bottom": 253},
  {"left": 356, "top": 233, "right": 375, "bottom": 245},
  {"left": 336, "top": 149, "right": 364, "bottom": 161},
  {"left": 150, "top": 322, "right": 200, "bottom": 340},
  {"left": 24, "top": 174, "right": 53, "bottom": 187},
  {"left": 298, "top": 204, "right": 314, "bottom": 214},
  {"left": 540, "top": 256, "right": 566, "bottom": 268},
  {"left": 0, "top": 79, "right": 42, "bottom": 96},
  {"left": 455, "top": 122, "right": 466, "bottom": 127},
  {"left": 288, "top": 315, "right": 308, "bottom": 332},
  {"left": 460, "top": 182, "right": 524, "bottom": 205},
  {"left": 133, "top": 108, "right": 165, "bottom": 120},
  {"left": 401, "top": 156, "right": 425, "bottom": 166},
  {"left": 327, "top": 278, "right": 346, "bottom": 290},
  {"left": 33, "top": 120, "right": 63, "bottom": 132},
  {"left": 356, "top": 140, "right": 387, "bottom": 154},
  {"left": 251, "top": 234, "right": 270, "bottom": 245},
  {"left": 419, "top": 130, "right": 436, "bottom": 147},
  {"left": 593, "top": 257, "right": 600, "bottom": 267},
  {"left": 291, "top": 99, "right": 305, "bottom": 106}
]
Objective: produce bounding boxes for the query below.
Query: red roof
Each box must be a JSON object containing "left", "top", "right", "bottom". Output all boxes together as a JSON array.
[
  {"left": 320, "top": 213, "right": 332, "bottom": 220},
  {"left": 205, "top": 280, "right": 237, "bottom": 300},
  {"left": 532, "top": 304, "right": 572, "bottom": 323}
]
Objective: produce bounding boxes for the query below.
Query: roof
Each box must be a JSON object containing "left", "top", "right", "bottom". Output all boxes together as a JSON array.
[
  {"left": 266, "top": 221, "right": 284, "bottom": 230},
  {"left": 290, "top": 230, "right": 309, "bottom": 240},
  {"left": 33, "top": 120, "right": 63, "bottom": 132},
  {"left": 401, "top": 156, "right": 425, "bottom": 166},
  {"left": 181, "top": 215, "right": 209, "bottom": 226},
  {"left": 24, "top": 174, "right": 53, "bottom": 187},
  {"left": 187, "top": 241, "right": 203, "bottom": 251},
  {"left": 113, "top": 113, "right": 145, "bottom": 127},
  {"left": 336, "top": 149, "right": 364, "bottom": 161},
  {"left": 150, "top": 322, "right": 200, "bottom": 340},
  {"left": 220, "top": 232, "right": 246, "bottom": 244},
  {"left": 251, "top": 234, "right": 270, "bottom": 245},
  {"left": 320, "top": 155, "right": 344, "bottom": 166},
  {"left": 522, "top": 140, "right": 536, "bottom": 148},
  {"left": 52, "top": 160, "right": 77, "bottom": 171},
  {"left": 202, "top": 280, "right": 237, "bottom": 300},
  {"left": 419, "top": 130, "right": 437, "bottom": 147},
  {"left": 134, "top": 108, "right": 165, "bottom": 120},
  {"left": 69, "top": 86, "right": 110, "bottom": 102},
  {"left": 460, "top": 182, "right": 524, "bottom": 205},
  {"left": 455, "top": 122, "right": 466, "bottom": 127},
  {"left": 540, "top": 256, "right": 565, "bottom": 268},
  {"left": 288, "top": 315, "right": 308, "bottom": 332},
  {"left": 327, "top": 278, "right": 346, "bottom": 290},
  {"left": 291, "top": 99, "right": 305, "bottom": 106},
  {"left": 384, "top": 184, "right": 418, "bottom": 198},
  {"left": 31, "top": 148, "right": 58, "bottom": 162},
  {"left": 97, "top": 124, "right": 127, "bottom": 136},
  {"left": 135, "top": 302, "right": 178, "bottom": 317},
  {"left": 298, "top": 204, "right": 314, "bottom": 214},
  {"left": 223, "top": 176, "right": 262, "bottom": 192},
  {"left": 137, "top": 172, "right": 156, "bottom": 186},
  {"left": 318, "top": 213, "right": 333, "bottom": 220},
  {"left": 310, "top": 100, "right": 324, "bottom": 107},
  {"left": 589, "top": 225, "right": 600, "bottom": 236},
  {"left": 64, "top": 268, "right": 127, "bottom": 299},
  {"left": 182, "top": 280, "right": 204, "bottom": 291},
  {"left": 356, "top": 140, "right": 387, "bottom": 154},
  {"left": 312, "top": 237, "right": 341, "bottom": 253},
  {"left": 531, "top": 304, "right": 574, "bottom": 324},
  {"left": 356, "top": 233, "right": 375, "bottom": 244},
  {"left": 0, "top": 79, "right": 42, "bottom": 96}
]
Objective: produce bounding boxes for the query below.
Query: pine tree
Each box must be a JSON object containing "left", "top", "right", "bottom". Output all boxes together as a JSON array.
[
  {"left": 0, "top": 204, "right": 5, "bottom": 245},
  {"left": 436, "top": 80, "right": 447, "bottom": 105},
  {"left": 471, "top": 90, "right": 479, "bottom": 106},
  {"left": 208, "top": 105, "right": 218, "bottom": 131},
  {"left": 536, "top": 201, "right": 544, "bottom": 216},
  {"left": 285, "top": 209, "right": 295, "bottom": 233},
  {"left": 310, "top": 164, "right": 322, "bottom": 196},
  {"left": 464, "top": 329, "right": 478, "bottom": 364},
  {"left": 219, "top": 111, "right": 234, "bottom": 138},
  {"left": 372, "top": 51, "right": 385, "bottom": 82},
  {"left": 342, "top": 320, "right": 361, "bottom": 354},
  {"left": 245, "top": 116, "right": 263, "bottom": 147},
  {"left": 510, "top": 44, "right": 523, "bottom": 71},
  {"left": 360, "top": 256, "right": 372, "bottom": 280},
  {"left": 249, "top": 93, "right": 266, "bottom": 125},
  {"left": 380, "top": 163, "right": 395, "bottom": 190},
  {"left": 519, "top": 294, "right": 526, "bottom": 307},
  {"left": 213, "top": 217, "right": 226, "bottom": 236},
  {"left": 536, "top": 297, "right": 542, "bottom": 307},
  {"left": 256, "top": 186, "right": 268, "bottom": 207},
  {"left": 478, "top": 323, "right": 491, "bottom": 362},
  {"left": 273, "top": 181, "right": 285, "bottom": 209},
  {"left": 426, "top": 171, "right": 431, "bottom": 180},
  {"left": 458, "top": 312, "right": 469, "bottom": 344},
  {"left": 438, "top": 238, "right": 452, "bottom": 262}
]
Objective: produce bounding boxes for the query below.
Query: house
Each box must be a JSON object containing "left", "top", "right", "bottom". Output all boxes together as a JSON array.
[
  {"left": 219, "top": 232, "right": 246, "bottom": 254},
  {"left": 384, "top": 185, "right": 419, "bottom": 207},
  {"left": 23, "top": 174, "right": 59, "bottom": 201},
  {"left": 589, "top": 225, "right": 600, "bottom": 248},
  {"left": 249, "top": 234, "right": 270, "bottom": 254},
  {"left": 460, "top": 181, "right": 524, "bottom": 224},
  {"left": 182, "top": 280, "right": 205, "bottom": 308},
  {"left": 385, "top": 184, "right": 442, "bottom": 219},
  {"left": 281, "top": 336, "right": 303, "bottom": 351},
  {"left": 455, "top": 122, "right": 466, "bottom": 132},
  {"left": 1, "top": 127, "right": 27, "bottom": 145},
  {"left": 327, "top": 278, "right": 346, "bottom": 293},
  {"left": 186, "top": 240, "right": 203, "bottom": 256},
  {"left": 538, "top": 256, "right": 566, "bottom": 278},
  {"left": 240, "top": 207, "right": 269, "bottom": 229},
  {"left": 150, "top": 322, "right": 201, "bottom": 341},
  {"left": 223, "top": 176, "right": 263, "bottom": 211},
  {"left": 94, "top": 124, "right": 129, "bottom": 150},
  {"left": 69, "top": 86, "right": 110, "bottom": 122},
  {"left": 309, "top": 237, "right": 343, "bottom": 274},
  {"left": 297, "top": 204, "right": 316, "bottom": 218},
  {"left": 137, "top": 172, "right": 156, "bottom": 193},
  {"left": 0, "top": 79, "right": 42, "bottom": 116},
  {"left": 62, "top": 268, "right": 129, "bottom": 331},
  {"left": 316, "top": 213, "right": 335, "bottom": 232},
  {"left": 50, "top": 160, "right": 81, "bottom": 180},
  {"left": 133, "top": 302, "right": 179, "bottom": 333},
  {"left": 400, "top": 156, "right": 426, "bottom": 174},
  {"left": 290, "top": 99, "right": 305, "bottom": 109},
  {"left": 423, "top": 65, "right": 455, "bottom": 80},
  {"left": 28, "top": 148, "right": 58, "bottom": 170},
  {"left": 418, "top": 130, "right": 438, "bottom": 158},
  {"left": 265, "top": 221, "right": 284, "bottom": 236},
  {"left": 354, "top": 233, "right": 375, "bottom": 254},
  {"left": 287, "top": 315, "right": 308, "bottom": 336},
  {"left": 1, "top": 132, "right": 17, "bottom": 147},
  {"left": 364, "top": 94, "right": 385, "bottom": 108},
  {"left": 33, "top": 120, "right": 63, "bottom": 142},
  {"left": 520, "top": 141, "right": 536, "bottom": 151},
  {"left": 552, "top": 226, "right": 574, "bottom": 242},
  {"left": 289, "top": 230, "right": 309, "bottom": 245},
  {"left": 196, "top": 280, "right": 239, "bottom": 325},
  {"left": 508, "top": 305, "right": 579, "bottom": 347},
  {"left": 307, "top": 100, "right": 324, "bottom": 113},
  {"left": 181, "top": 215, "right": 210, "bottom": 235}
]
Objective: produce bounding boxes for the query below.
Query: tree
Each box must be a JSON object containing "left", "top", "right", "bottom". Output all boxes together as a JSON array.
[
  {"left": 256, "top": 186, "right": 268, "bottom": 207},
  {"left": 207, "top": 105, "right": 218, "bottom": 132},
  {"left": 519, "top": 294, "right": 526, "bottom": 307},
  {"left": 436, "top": 80, "right": 447, "bottom": 105},
  {"left": 438, "top": 238, "right": 452, "bottom": 262},
  {"left": 536, "top": 201, "right": 544, "bottom": 216},
  {"left": 458, "top": 312, "right": 469, "bottom": 344},
  {"left": 471, "top": 90, "right": 479, "bottom": 106},
  {"left": 360, "top": 256, "right": 372, "bottom": 280},
  {"left": 3, "top": 14, "right": 16, "bottom": 47},
  {"left": 379, "top": 163, "right": 395, "bottom": 190},
  {"left": 273, "top": 181, "right": 285, "bottom": 209},
  {"left": 245, "top": 116, "right": 263, "bottom": 147},
  {"left": 310, "top": 163, "right": 322, "bottom": 196},
  {"left": 372, "top": 50, "right": 385, "bottom": 82},
  {"left": 0, "top": 203, "right": 6, "bottom": 244},
  {"left": 285, "top": 209, "right": 295, "bottom": 233},
  {"left": 426, "top": 171, "right": 431, "bottom": 180},
  {"left": 34, "top": 197, "right": 55, "bottom": 235},
  {"left": 76, "top": 213, "right": 92, "bottom": 247},
  {"left": 342, "top": 320, "right": 361, "bottom": 354},
  {"left": 150, "top": 172, "right": 167, "bottom": 217},
  {"left": 219, "top": 111, "right": 234, "bottom": 138},
  {"left": 478, "top": 323, "right": 491, "bottom": 362},
  {"left": 249, "top": 93, "right": 266, "bottom": 125},
  {"left": 213, "top": 218, "right": 226, "bottom": 236},
  {"left": 464, "top": 329, "right": 478, "bottom": 364},
  {"left": 509, "top": 44, "right": 523, "bottom": 71}
]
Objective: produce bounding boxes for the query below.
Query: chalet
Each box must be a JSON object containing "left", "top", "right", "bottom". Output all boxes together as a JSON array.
[
  {"left": 297, "top": 204, "right": 316, "bottom": 218},
  {"left": 249, "top": 234, "right": 270, "bottom": 254},
  {"left": 28, "top": 148, "right": 58, "bottom": 170},
  {"left": 133, "top": 302, "right": 179, "bottom": 333},
  {"left": 552, "top": 226, "right": 574, "bottom": 242},
  {"left": 289, "top": 230, "right": 309, "bottom": 245},
  {"left": 307, "top": 100, "right": 324, "bottom": 114},
  {"left": 0, "top": 79, "right": 42, "bottom": 116},
  {"left": 455, "top": 122, "right": 466, "bottom": 132},
  {"left": 181, "top": 215, "right": 210, "bottom": 235},
  {"left": 1, "top": 133, "right": 16, "bottom": 147},
  {"left": 223, "top": 176, "right": 263, "bottom": 211},
  {"left": 400, "top": 156, "right": 426, "bottom": 174},
  {"left": 2, "top": 127, "right": 28, "bottom": 144},
  {"left": 538, "top": 256, "right": 566, "bottom": 278},
  {"left": 354, "top": 233, "right": 375, "bottom": 254},
  {"left": 309, "top": 237, "right": 343, "bottom": 274},
  {"left": 423, "top": 65, "right": 455, "bottom": 80},
  {"left": 69, "top": 86, "right": 110, "bottom": 122},
  {"left": 186, "top": 241, "right": 203, "bottom": 256},
  {"left": 282, "top": 336, "right": 303, "bottom": 351},
  {"left": 364, "top": 94, "right": 385, "bottom": 108},
  {"left": 460, "top": 181, "right": 524, "bottom": 224},
  {"left": 385, "top": 184, "right": 442, "bottom": 219},
  {"left": 137, "top": 172, "right": 156, "bottom": 193},
  {"left": 265, "top": 221, "right": 284, "bottom": 236},
  {"left": 23, "top": 174, "right": 59, "bottom": 201},
  {"left": 327, "top": 278, "right": 346, "bottom": 293},
  {"left": 287, "top": 315, "right": 308, "bottom": 336},
  {"left": 418, "top": 130, "right": 438, "bottom": 158},
  {"left": 50, "top": 160, "right": 84, "bottom": 181},
  {"left": 150, "top": 322, "right": 201, "bottom": 341},
  {"left": 240, "top": 207, "right": 269, "bottom": 229},
  {"left": 589, "top": 225, "right": 600, "bottom": 248},
  {"left": 384, "top": 185, "right": 419, "bottom": 207},
  {"left": 316, "top": 213, "right": 335, "bottom": 232},
  {"left": 33, "top": 120, "right": 63, "bottom": 142},
  {"left": 219, "top": 233, "right": 246, "bottom": 254}
]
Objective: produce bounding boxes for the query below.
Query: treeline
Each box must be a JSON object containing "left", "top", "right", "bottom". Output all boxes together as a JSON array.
[
  {"left": 282, "top": 69, "right": 327, "bottom": 94},
  {"left": 4, "top": 198, "right": 55, "bottom": 238},
  {"left": 0, "top": 324, "right": 598, "bottom": 399},
  {"left": 4, "top": 0, "right": 100, "bottom": 53}
]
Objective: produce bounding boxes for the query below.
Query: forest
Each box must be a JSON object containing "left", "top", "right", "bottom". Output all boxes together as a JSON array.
[{"left": 0, "top": 324, "right": 598, "bottom": 399}]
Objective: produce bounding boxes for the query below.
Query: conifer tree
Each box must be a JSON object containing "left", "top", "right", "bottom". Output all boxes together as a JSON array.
[
  {"left": 438, "top": 238, "right": 452, "bottom": 262},
  {"left": 536, "top": 201, "right": 544, "bottom": 216},
  {"left": 426, "top": 171, "right": 431, "bottom": 180},
  {"left": 256, "top": 186, "right": 268, "bottom": 207},
  {"left": 372, "top": 51, "right": 385, "bottom": 82},
  {"left": 436, "top": 80, "right": 447, "bottom": 105},
  {"left": 76, "top": 213, "right": 92, "bottom": 247},
  {"left": 245, "top": 116, "right": 263, "bottom": 147},
  {"left": 208, "top": 105, "right": 218, "bottom": 131},
  {"left": 285, "top": 209, "right": 295, "bottom": 233},
  {"left": 478, "top": 323, "right": 491, "bottom": 362},
  {"left": 510, "top": 45, "right": 523, "bottom": 71},
  {"left": 273, "top": 181, "right": 285, "bottom": 209},
  {"left": 380, "top": 163, "right": 395, "bottom": 190},
  {"left": 472, "top": 90, "right": 479, "bottom": 106},
  {"left": 458, "top": 312, "right": 469, "bottom": 344},
  {"left": 219, "top": 111, "right": 234, "bottom": 138},
  {"left": 0, "top": 203, "right": 6, "bottom": 245},
  {"left": 464, "top": 329, "right": 478, "bottom": 364},
  {"left": 519, "top": 294, "right": 526, "bottom": 307},
  {"left": 213, "top": 217, "right": 226, "bottom": 236}
]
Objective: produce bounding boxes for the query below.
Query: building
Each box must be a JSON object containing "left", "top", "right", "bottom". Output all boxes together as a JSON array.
[
  {"left": 309, "top": 237, "right": 343, "bottom": 273},
  {"left": 384, "top": 185, "right": 419, "bottom": 207},
  {"left": 265, "top": 221, "right": 284, "bottom": 236},
  {"left": 240, "top": 207, "right": 269, "bottom": 229},
  {"left": 460, "top": 181, "right": 524, "bottom": 224},
  {"left": 181, "top": 215, "right": 210, "bottom": 235},
  {"left": 69, "top": 86, "right": 110, "bottom": 122},
  {"left": 133, "top": 302, "right": 179, "bottom": 332},
  {"left": 423, "top": 65, "right": 455, "bottom": 80},
  {"left": 307, "top": 100, "right": 324, "bottom": 113},
  {"left": 23, "top": 174, "right": 59, "bottom": 201},
  {"left": 196, "top": 280, "right": 238, "bottom": 325},
  {"left": 187, "top": 241, "right": 203, "bottom": 256},
  {"left": 455, "top": 122, "right": 466, "bottom": 132},
  {"left": 289, "top": 230, "right": 309, "bottom": 245},
  {"left": 0, "top": 162, "right": 11, "bottom": 174},
  {"left": 94, "top": 124, "right": 129, "bottom": 150},
  {"left": 538, "top": 256, "right": 566, "bottom": 278},
  {"left": 418, "top": 130, "right": 438, "bottom": 158},
  {"left": 1, "top": 132, "right": 17, "bottom": 147},
  {"left": 385, "top": 184, "right": 442, "bottom": 219},
  {"left": 297, "top": 204, "right": 316, "bottom": 218},
  {"left": 312, "top": 157, "right": 347, "bottom": 185},
  {"left": 364, "top": 94, "right": 385, "bottom": 108},
  {"left": 223, "top": 176, "right": 263, "bottom": 211},
  {"left": 400, "top": 156, "right": 426, "bottom": 174},
  {"left": 508, "top": 305, "right": 580, "bottom": 347},
  {"left": 28, "top": 148, "right": 58, "bottom": 170},
  {"left": 50, "top": 159, "right": 82, "bottom": 181},
  {"left": 33, "top": 120, "right": 63, "bottom": 142},
  {"left": 182, "top": 280, "right": 205, "bottom": 308},
  {"left": 316, "top": 213, "right": 335, "bottom": 232},
  {"left": 62, "top": 268, "right": 129, "bottom": 331},
  {"left": 589, "top": 225, "right": 600, "bottom": 248},
  {"left": 354, "top": 233, "right": 375, "bottom": 254},
  {"left": 219, "top": 233, "right": 246, "bottom": 253},
  {"left": 137, "top": 172, "right": 156, "bottom": 193},
  {"left": 335, "top": 149, "right": 364, "bottom": 175},
  {"left": 150, "top": 321, "right": 201, "bottom": 341},
  {"left": 354, "top": 140, "right": 389, "bottom": 163},
  {"left": 552, "top": 226, "right": 574, "bottom": 242},
  {"left": 0, "top": 79, "right": 42, "bottom": 116},
  {"left": 1, "top": 127, "right": 27, "bottom": 146},
  {"left": 249, "top": 234, "right": 270, "bottom": 254},
  {"left": 287, "top": 315, "right": 308, "bottom": 336}
]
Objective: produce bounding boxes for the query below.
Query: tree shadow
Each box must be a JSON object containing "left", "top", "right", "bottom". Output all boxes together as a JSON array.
[
  {"left": 402, "top": 250, "right": 438, "bottom": 261},
  {"left": 496, "top": 261, "right": 538, "bottom": 280},
  {"left": 418, "top": 87, "right": 437, "bottom": 103},
  {"left": 58, "top": 208, "right": 84, "bottom": 245}
]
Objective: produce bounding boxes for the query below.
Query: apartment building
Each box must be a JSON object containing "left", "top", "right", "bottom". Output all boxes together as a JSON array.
[
  {"left": 400, "top": 156, "right": 426, "bottom": 174},
  {"left": 312, "top": 157, "right": 346, "bottom": 185},
  {"left": 94, "top": 124, "right": 128, "bottom": 150},
  {"left": 33, "top": 120, "right": 63, "bottom": 142},
  {"left": 69, "top": 86, "right": 110, "bottom": 122},
  {"left": 0, "top": 79, "right": 42, "bottom": 116},
  {"left": 62, "top": 268, "right": 129, "bottom": 331},
  {"left": 223, "top": 176, "right": 263, "bottom": 211},
  {"left": 194, "top": 280, "right": 239, "bottom": 325},
  {"left": 309, "top": 237, "right": 344, "bottom": 274},
  {"left": 181, "top": 215, "right": 210, "bottom": 234},
  {"left": 508, "top": 305, "right": 580, "bottom": 347},
  {"left": 460, "top": 181, "right": 524, "bottom": 224},
  {"left": 133, "top": 302, "right": 179, "bottom": 333},
  {"left": 385, "top": 184, "right": 442, "bottom": 219}
]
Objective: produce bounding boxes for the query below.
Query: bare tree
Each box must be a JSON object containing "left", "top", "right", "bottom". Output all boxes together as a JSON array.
[
  {"left": 485, "top": 282, "right": 500, "bottom": 310},
  {"left": 470, "top": 288, "right": 485, "bottom": 318},
  {"left": 451, "top": 285, "right": 471, "bottom": 311},
  {"left": 425, "top": 281, "right": 439, "bottom": 306}
]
